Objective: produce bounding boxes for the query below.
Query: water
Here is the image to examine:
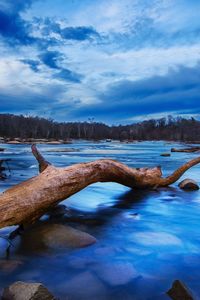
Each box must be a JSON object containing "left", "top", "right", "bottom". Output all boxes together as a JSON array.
[{"left": 0, "top": 141, "right": 200, "bottom": 299}]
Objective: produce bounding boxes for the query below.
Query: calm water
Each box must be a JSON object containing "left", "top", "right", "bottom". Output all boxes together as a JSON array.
[{"left": 0, "top": 141, "right": 200, "bottom": 299}]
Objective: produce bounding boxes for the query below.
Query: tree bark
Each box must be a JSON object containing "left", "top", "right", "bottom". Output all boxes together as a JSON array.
[{"left": 0, "top": 145, "right": 199, "bottom": 229}]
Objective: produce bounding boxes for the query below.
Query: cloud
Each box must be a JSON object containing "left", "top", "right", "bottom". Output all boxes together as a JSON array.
[
  {"left": 39, "top": 50, "right": 62, "bottom": 69},
  {"left": 60, "top": 26, "right": 99, "bottom": 41},
  {"left": 0, "top": 10, "right": 33, "bottom": 45},
  {"left": 0, "top": 0, "right": 35, "bottom": 45},
  {"left": 69, "top": 63, "right": 200, "bottom": 122},
  {"left": 41, "top": 19, "right": 100, "bottom": 42},
  {"left": 1, "top": 0, "right": 200, "bottom": 123},
  {"left": 21, "top": 59, "right": 40, "bottom": 72},
  {"left": 39, "top": 50, "right": 83, "bottom": 82},
  {"left": 0, "top": 0, "right": 33, "bottom": 14},
  {"left": 54, "top": 69, "right": 82, "bottom": 83}
]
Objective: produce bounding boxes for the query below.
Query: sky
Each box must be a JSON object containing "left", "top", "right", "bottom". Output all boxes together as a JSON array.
[{"left": 0, "top": 0, "right": 200, "bottom": 124}]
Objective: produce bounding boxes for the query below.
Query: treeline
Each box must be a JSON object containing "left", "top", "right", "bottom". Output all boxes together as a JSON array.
[{"left": 0, "top": 114, "right": 200, "bottom": 141}]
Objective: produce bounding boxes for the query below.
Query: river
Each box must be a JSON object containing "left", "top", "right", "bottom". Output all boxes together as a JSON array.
[{"left": 0, "top": 140, "right": 200, "bottom": 299}]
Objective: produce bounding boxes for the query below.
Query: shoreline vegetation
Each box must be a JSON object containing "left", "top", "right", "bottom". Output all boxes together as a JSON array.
[{"left": 0, "top": 113, "right": 200, "bottom": 143}]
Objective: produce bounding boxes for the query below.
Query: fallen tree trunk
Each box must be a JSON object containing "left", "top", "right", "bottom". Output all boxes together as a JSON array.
[{"left": 0, "top": 145, "right": 200, "bottom": 229}]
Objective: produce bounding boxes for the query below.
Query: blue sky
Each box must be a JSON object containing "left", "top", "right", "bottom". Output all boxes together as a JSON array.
[{"left": 0, "top": 0, "right": 200, "bottom": 124}]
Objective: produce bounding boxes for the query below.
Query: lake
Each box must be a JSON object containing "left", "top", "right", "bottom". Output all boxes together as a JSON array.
[{"left": 0, "top": 140, "right": 200, "bottom": 299}]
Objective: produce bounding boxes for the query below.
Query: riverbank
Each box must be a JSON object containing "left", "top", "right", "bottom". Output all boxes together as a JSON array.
[{"left": 1, "top": 137, "right": 200, "bottom": 146}]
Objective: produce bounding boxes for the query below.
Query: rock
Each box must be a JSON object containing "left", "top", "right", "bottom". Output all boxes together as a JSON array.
[
  {"left": 7, "top": 140, "right": 21, "bottom": 144},
  {"left": 47, "top": 204, "right": 70, "bottom": 218},
  {"left": 0, "top": 259, "right": 23, "bottom": 273},
  {"left": 46, "top": 141, "right": 62, "bottom": 145},
  {"left": 125, "top": 212, "right": 140, "bottom": 220},
  {"left": 59, "top": 271, "right": 107, "bottom": 300},
  {"left": 93, "top": 262, "right": 139, "bottom": 286},
  {"left": 132, "top": 231, "right": 182, "bottom": 247},
  {"left": 0, "top": 148, "right": 5, "bottom": 152},
  {"left": 2, "top": 281, "right": 55, "bottom": 300},
  {"left": 167, "top": 280, "right": 194, "bottom": 300},
  {"left": 68, "top": 256, "right": 96, "bottom": 269},
  {"left": 19, "top": 223, "right": 96, "bottom": 252},
  {"left": 178, "top": 179, "right": 199, "bottom": 190},
  {"left": 160, "top": 153, "right": 171, "bottom": 157}
]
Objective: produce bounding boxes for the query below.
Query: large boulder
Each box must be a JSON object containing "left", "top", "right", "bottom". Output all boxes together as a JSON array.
[
  {"left": 18, "top": 223, "right": 96, "bottom": 253},
  {"left": 2, "top": 281, "right": 55, "bottom": 300},
  {"left": 167, "top": 280, "right": 194, "bottom": 300},
  {"left": 178, "top": 179, "right": 199, "bottom": 191}
]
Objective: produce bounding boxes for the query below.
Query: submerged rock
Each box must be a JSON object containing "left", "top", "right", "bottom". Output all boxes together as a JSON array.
[
  {"left": 19, "top": 223, "right": 96, "bottom": 252},
  {"left": 42, "top": 224, "right": 96, "bottom": 249},
  {"left": 132, "top": 231, "right": 182, "bottom": 247},
  {"left": 2, "top": 281, "right": 55, "bottom": 300},
  {"left": 93, "top": 262, "right": 139, "bottom": 286},
  {"left": 167, "top": 280, "right": 194, "bottom": 300},
  {"left": 178, "top": 179, "right": 199, "bottom": 191},
  {"left": 0, "top": 259, "right": 23, "bottom": 273},
  {"left": 60, "top": 271, "right": 107, "bottom": 299}
]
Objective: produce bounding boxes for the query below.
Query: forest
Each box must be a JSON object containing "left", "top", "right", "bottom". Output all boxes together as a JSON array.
[{"left": 0, "top": 113, "right": 200, "bottom": 141}]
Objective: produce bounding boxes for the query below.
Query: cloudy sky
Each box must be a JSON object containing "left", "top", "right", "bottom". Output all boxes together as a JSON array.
[{"left": 0, "top": 0, "right": 200, "bottom": 124}]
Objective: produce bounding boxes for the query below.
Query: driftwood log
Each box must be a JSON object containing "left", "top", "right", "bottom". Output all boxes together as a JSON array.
[{"left": 0, "top": 145, "right": 200, "bottom": 229}]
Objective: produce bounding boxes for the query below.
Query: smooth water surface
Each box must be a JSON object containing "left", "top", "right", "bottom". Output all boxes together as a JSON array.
[{"left": 0, "top": 141, "right": 200, "bottom": 299}]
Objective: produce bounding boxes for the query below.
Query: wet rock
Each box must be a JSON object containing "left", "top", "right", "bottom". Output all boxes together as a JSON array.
[
  {"left": 68, "top": 256, "right": 96, "bottom": 269},
  {"left": 6, "top": 140, "right": 21, "bottom": 144},
  {"left": 59, "top": 271, "right": 107, "bottom": 300},
  {"left": 94, "top": 246, "right": 116, "bottom": 256},
  {"left": 0, "top": 259, "right": 23, "bottom": 273},
  {"left": 47, "top": 205, "right": 70, "bottom": 218},
  {"left": 2, "top": 281, "right": 55, "bottom": 300},
  {"left": 160, "top": 153, "right": 171, "bottom": 157},
  {"left": 132, "top": 232, "right": 182, "bottom": 247},
  {"left": 19, "top": 224, "right": 96, "bottom": 252},
  {"left": 0, "top": 148, "right": 5, "bottom": 152},
  {"left": 93, "top": 262, "right": 139, "bottom": 286},
  {"left": 167, "top": 280, "right": 194, "bottom": 300},
  {"left": 125, "top": 212, "right": 140, "bottom": 220},
  {"left": 46, "top": 141, "right": 62, "bottom": 145},
  {"left": 178, "top": 179, "right": 199, "bottom": 190}
]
